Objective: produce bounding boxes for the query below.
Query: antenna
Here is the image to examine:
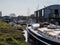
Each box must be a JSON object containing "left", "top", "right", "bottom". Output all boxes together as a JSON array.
[
  {"left": 36, "top": 0, "right": 39, "bottom": 10},
  {"left": 37, "top": 3, "right": 39, "bottom": 10},
  {"left": 56, "top": 0, "right": 58, "bottom": 4},
  {"left": 44, "top": 0, "right": 46, "bottom": 8}
]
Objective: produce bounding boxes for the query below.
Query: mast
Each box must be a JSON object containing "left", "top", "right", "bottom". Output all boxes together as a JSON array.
[
  {"left": 27, "top": 8, "right": 30, "bottom": 23},
  {"left": 36, "top": 2, "right": 39, "bottom": 10},
  {"left": 36, "top": 0, "right": 40, "bottom": 23},
  {"left": 26, "top": 8, "right": 30, "bottom": 42}
]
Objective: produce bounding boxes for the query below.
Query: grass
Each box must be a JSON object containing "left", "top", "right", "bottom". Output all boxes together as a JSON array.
[{"left": 0, "top": 21, "right": 30, "bottom": 45}]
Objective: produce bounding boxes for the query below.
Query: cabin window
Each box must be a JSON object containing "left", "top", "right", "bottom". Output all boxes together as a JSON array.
[{"left": 54, "top": 9, "right": 59, "bottom": 15}]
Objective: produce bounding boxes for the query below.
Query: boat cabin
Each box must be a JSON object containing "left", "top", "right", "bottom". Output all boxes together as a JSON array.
[{"left": 35, "top": 5, "right": 60, "bottom": 25}]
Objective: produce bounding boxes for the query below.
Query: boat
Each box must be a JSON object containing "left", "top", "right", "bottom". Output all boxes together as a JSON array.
[
  {"left": 27, "top": 5, "right": 60, "bottom": 45},
  {"left": 27, "top": 23, "right": 60, "bottom": 45}
]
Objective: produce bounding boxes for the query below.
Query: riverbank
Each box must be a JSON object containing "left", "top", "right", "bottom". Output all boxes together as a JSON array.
[{"left": 0, "top": 21, "right": 30, "bottom": 45}]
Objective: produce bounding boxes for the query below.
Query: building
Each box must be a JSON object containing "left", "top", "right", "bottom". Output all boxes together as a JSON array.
[
  {"left": 0, "top": 11, "right": 2, "bottom": 17},
  {"left": 9, "top": 13, "right": 16, "bottom": 18},
  {"left": 35, "top": 4, "right": 60, "bottom": 24},
  {"left": 2, "top": 16, "right": 10, "bottom": 23},
  {"left": 0, "top": 11, "right": 2, "bottom": 21}
]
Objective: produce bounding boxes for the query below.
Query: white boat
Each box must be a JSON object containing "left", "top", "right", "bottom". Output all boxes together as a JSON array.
[{"left": 27, "top": 23, "right": 60, "bottom": 45}]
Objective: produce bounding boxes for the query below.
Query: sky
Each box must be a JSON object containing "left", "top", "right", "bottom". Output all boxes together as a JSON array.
[{"left": 0, "top": 0, "right": 60, "bottom": 16}]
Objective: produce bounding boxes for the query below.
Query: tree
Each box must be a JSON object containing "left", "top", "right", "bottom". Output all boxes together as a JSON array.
[{"left": 30, "top": 14, "right": 35, "bottom": 19}]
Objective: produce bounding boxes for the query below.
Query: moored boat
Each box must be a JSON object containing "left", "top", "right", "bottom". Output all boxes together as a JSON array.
[{"left": 27, "top": 23, "right": 60, "bottom": 45}]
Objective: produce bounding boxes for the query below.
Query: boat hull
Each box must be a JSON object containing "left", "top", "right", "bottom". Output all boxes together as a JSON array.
[{"left": 27, "top": 29, "right": 60, "bottom": 45}]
